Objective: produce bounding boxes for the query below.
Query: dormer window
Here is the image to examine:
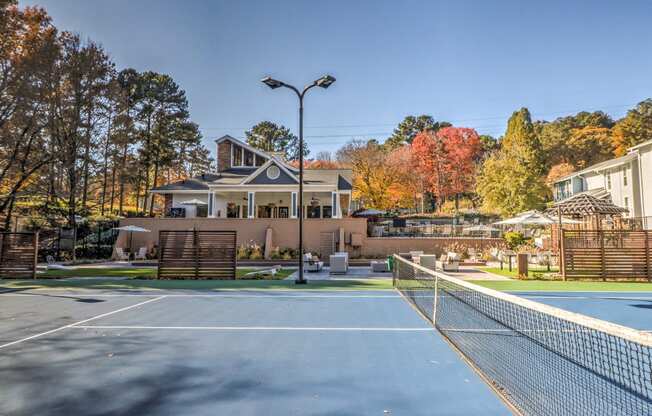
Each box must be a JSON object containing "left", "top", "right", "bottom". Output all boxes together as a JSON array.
[{"left": 231, "top": 143, "right": 267, "bottom": 167}]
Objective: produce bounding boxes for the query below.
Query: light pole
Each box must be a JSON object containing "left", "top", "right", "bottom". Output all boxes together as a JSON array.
[{"left": 261, "top": 74, "right": 336, "bottom": 284}]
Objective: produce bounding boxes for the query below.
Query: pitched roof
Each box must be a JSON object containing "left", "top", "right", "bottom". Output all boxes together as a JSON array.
[
  {"left": 150, "top": 174, "right": 216, "bottom": 191},
  {"left": 547, "top": 193, "right": 629, "bottom": 216},
  {"left": 553, "top": 153, "right": 637, "bottom": 184}
]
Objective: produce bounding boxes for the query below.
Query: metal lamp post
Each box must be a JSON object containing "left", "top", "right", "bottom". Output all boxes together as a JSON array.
[{"left": 261, "top": 74, "right": 336, "bottom": 284}]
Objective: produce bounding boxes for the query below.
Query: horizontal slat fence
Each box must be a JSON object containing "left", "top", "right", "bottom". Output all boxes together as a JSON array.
[
  {"left": 158, "top": 230, "right": 236, "bottom": 280},
  {"left": 0, "top": 232, "right": 38, "bottom": 278},
  {"left": 562, "top": 230, "right": 651, "bottom": 281}
]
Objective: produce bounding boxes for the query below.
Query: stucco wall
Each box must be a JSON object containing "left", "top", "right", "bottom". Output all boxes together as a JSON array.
[
  {"left": 117, "top": 218, "right": 504, "bottom": 259},
  {"left": 117, "top": 217, "right": 367, "bottom": 254}
]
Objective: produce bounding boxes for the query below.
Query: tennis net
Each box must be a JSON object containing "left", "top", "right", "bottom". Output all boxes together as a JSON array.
[{"left": 393, "top": 255, "right": 652, "bottom": 416}]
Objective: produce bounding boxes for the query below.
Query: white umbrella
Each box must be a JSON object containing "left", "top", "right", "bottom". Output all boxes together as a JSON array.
[
  {"left": 113, "top": 225, "right": 151, "bottom": 252},
  {"left": 463, "top": 224, "right": 500, "bottom": 232},
  {"left": 354, "top": 209, "right": 386, "bottom": 217},
  {"left": 178, "top": 199, "right": 207, "bottom": 205},
  {"left": 494, "top": 211, "right": 555, "bottom": 226}
]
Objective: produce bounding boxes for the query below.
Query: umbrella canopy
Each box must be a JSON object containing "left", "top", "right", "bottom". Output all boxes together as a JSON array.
[
  {"left": 494, "top": 211, "right": 555, "bottom": 226},
  {"left": 113, "top": 225, "right": 151, "bottom": 232},
  {"left": 495, "top": 210, "right": 581, "bottom": 226},
  {"left": 353, "top": 209, "right": 386, "bottom": 217},
  {"left": 178, "top": 198, "right": 207, "bottom": 205},
  {"left": 463, "top": 224, "right": 500, "bottom": 232}
]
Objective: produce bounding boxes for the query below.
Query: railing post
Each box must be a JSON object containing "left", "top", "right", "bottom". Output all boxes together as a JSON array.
[
  {"left": 646, "top": 230, "right": 651, "bottom": 282},
  {"left": 32, "top": 232, "right": 39, "bottom": 279},
  {"left": 599, "top": 230, "right": 606, "bottom": 281},
  {"left": 560, "top": 229, "right": 566, "bottom": 280},
  {"left": 432, "top": 274, "right": 439, "bottom": 325}
]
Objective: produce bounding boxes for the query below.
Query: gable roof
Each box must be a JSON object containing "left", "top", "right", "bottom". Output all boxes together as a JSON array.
[
  {"left": 150, "top": 174, "right": 218, "bottom": 192},
  {"left": 243, "top": 158, "right": 299, "bottom": 185},
  {"left": 215, "top": 135, "right": 272, "bottom": 164},
  {"left": 547, "top": 193, "right": 629, "bottom": 216}
]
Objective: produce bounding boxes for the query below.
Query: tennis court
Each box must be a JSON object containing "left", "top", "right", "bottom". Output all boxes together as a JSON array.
[
  {"left": 0, "top": 288, "right": 511, "bottom": 416},
  {"left": 515, "top": 292, "right": 652, "bottom": 331}
]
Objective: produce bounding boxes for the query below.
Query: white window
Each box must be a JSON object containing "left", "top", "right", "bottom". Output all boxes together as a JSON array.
[
  {"left": 606, "top": 171, "right": 611, "bottom": 190},
  {"left": 266, "top": 165, "right": 280, "bottom": 180},
  {"left": 623, "top": 168, "right": 628, "bottom": 187},
  {"left": 291, "top": 192, "right": 297, "bottom": 218},
  {"left": 247, "top": 192, "right": 255, "bottom": 218}
]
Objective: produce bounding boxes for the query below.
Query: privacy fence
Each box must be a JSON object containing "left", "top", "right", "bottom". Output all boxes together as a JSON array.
[
  {"left": 0, "top": 232, "right": 38, "bottom": 278},
  {"left": 157, "top": 230, "right": 237, "bottom": 279},
  {"left": 562, "top": 230, "right": 652, "bottom": 281}
]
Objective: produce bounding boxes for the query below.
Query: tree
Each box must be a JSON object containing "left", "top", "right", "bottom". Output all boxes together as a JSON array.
[
  {"left": 476, "top": 108, "right": 549, "bottom": 216},
  {"left": 385, "top": 145, "right": 424, "bottom": 211},
  {"left": 336, "top": 139, "right": 394, "bottom": 209},
  {"left": 612, "top": 99, "right": 652, "bottom": 156},
  {"left": 538, "top": 111, "right": 614, "bottom": 167},
  {"left": 245, "top": 121, "right": 307, "bottom": 160},
  {"left": 411, "top": 127, "right": 481, "bottom": 211},
  {"left": 566, "top": 126, "right": 613, "bottom": 168},
  {"left": 546, "top": 162, "right": 576, "bottom": 185},
  {"left": 476, "top": 153, "right": 549, "bottom": 216},
  {"left": 384, "top": 115, "right": 451, "bottom": 149}
]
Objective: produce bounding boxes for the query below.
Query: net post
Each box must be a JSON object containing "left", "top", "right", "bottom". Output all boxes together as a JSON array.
[{"left": 432, "top": 273, "right": 438, "bottom": 324}]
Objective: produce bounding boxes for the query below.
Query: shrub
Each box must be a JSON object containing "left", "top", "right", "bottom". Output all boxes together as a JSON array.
[
  {"left": 248, "top": 242, "right": 263, "bottom": 260},
  {"left": 236, "top": 244, "right": 251, "bottom": 260},
  {"left": 503, "top": 232, "right": 526, "bottom": 250},
  {"left": 270, "top": 246, "right": 281, "bottom": 260}
]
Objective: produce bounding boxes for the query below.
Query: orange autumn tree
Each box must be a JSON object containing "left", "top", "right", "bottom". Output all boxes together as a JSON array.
[
  {"left": 411, "top": 127, "right": 481, "bottom": 211},
  {"left": 385, "top": 145, "right": 424, "bottom": 210}
]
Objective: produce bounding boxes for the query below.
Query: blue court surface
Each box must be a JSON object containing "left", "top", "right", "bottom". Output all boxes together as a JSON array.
[
  {"left": 0, "top": 289, "right": 511, "bottom": 416},
  {"left": 513, "top": 291, "right": 652, "bottom": 331}
]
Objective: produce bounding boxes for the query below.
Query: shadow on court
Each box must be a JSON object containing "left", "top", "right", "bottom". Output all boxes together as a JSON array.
[{"left": 0, "top": 290, "right": 511, "bottom": 416}]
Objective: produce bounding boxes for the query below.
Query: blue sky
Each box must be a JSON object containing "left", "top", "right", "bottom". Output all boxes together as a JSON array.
[{"left": 22, "top": 0, "right": 652, "bottom": 157}]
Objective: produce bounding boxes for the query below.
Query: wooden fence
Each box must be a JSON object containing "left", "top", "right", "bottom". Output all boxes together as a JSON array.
[
  {"left": 157, "top": 230, "right": 236, "bottom": 279},
  {"left": 0, "top": 232, "right": 38, "bottom": 278},
  {"left": 562, "top": 230, "right": 652, "bottom": 281}
]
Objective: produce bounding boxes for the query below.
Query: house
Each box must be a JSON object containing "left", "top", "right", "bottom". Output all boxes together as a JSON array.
[
  {"left": 552, "top": 138, "right": 652, "bottom": 220},
  {"left": 150, "top": 135, "right": 353, "bottom": 219}
]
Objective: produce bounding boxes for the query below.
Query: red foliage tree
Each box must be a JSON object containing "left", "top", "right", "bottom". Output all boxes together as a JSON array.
[{"left": 411, "top": 127, "right": 481, "bottom": 209}]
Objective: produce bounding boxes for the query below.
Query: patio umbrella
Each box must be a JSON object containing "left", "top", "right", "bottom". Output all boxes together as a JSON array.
[
  {"left": 353, "top": 209, "right": 386, "bottom": 217},
  {"left": 178, "top": 198, "right": 207, "bottom": 205},
  {"left": 463, "top": 224, "right": 501, "bottom": 233},
  {"left": 494, "top": 211, "right": 556, "bottom": 226},
  {"left": 113, "top": 225, "right": 151, "bottom": 252}
]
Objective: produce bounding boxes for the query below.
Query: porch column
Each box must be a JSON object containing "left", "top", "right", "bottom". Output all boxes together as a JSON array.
[
  {"left": 331, "top": 191, "right": 340, "bottom": 219},
  {"left": 208, "top": 192, "right": 215, "bottom": 217},
  {"left": 247, "top": 191, "right": 256, "bottom": 218},
  {"left": 291, "top": 192, "right": 298, "bottom": 218}
]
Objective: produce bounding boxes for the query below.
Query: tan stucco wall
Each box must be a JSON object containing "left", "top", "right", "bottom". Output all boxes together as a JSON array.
[
  {"left": 118, "top": 218, "right": 505, "bottom": 259},
  {"left": 117, "top": 218, "right": 367, "bottom": 254}
]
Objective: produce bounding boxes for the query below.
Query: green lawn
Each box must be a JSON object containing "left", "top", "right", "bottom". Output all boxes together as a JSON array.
[
  {"left": 0, "top": 278, "right": 393, "bottom": 291},
  {"left": 38, "top": 267, "right": 294, "bottom": 280},
  {"left": 480, "top": 266, "right": 559, "bottom": 279},
  {"left": 470, "top": 279, "right": 652, "bottom": 292}
]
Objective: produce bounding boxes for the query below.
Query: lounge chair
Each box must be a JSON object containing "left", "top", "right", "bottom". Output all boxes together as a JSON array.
[
  {"left": 436, "top": 252, "right": 460, "bottom": 272},
  {"left": 46, "top": 255, "right": 70, "bottom": 270},
  {"left": 419, "top": 254, "right": 437, "bottom": 271},
  {"left": 134, "top": 247, "right": 148, "bottom": 261},
  {"left": 371, "top": 260, "right": 389, "bottom": 273},
  {"left": 409, "top": 251, "right": 424, "bottom": 260},
  {"left": 115, "top": 247, "right": 129, "bottom": 261},
  {"left": 329, "top": 253, "right": 348, "bottom": 274},
  {"left": 304, "top": 253, "right": 323, "bottom": 272},
  {"left": 467, "top": 248, "right": 478, "bottom": 262}
]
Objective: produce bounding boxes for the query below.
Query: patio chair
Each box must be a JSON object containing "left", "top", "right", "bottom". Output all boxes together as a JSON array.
[
  {"left": 419, "top": 254, "right": 437, "bottom": 271},
  {"left": 134, "top": 247, "right": 147, "bottom": 261},
  {"left": 303, "top": 252, "right": 323, "bottom": 272},
  {"left": 467, "top": 248, "right": 478, "bottom": 262},
  {"left": 436, "top": 253, "right": 460, "bottom": 272},
  {"left": 114, "top": 247, "right": 129, "bottom": 261},
  {"left": 329, "top": 253, "right": 348, "bottom": 274},
  {"left": 46, "top": 255, "right": 70, "bottom": 270},
  {"left": 370, "top": 260, "right": 389, "bottom": 273}
]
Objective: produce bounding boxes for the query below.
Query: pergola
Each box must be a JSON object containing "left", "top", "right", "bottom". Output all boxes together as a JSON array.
[{"left": 546, "top": 193, "right": 628, "bottom": 219}]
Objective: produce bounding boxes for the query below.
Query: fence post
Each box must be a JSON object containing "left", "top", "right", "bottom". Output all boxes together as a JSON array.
[
  {"left": 560, "top": 229, "right": 566, "bottom": 280},
  {"left": 32, "top": 232, "right": 39, "bottom": 279},
  {"left": 600, "top": 230, "right": 606, "bottom": 281},
  {"left": 157, "top": 230, "right": 162, "bottom": 280},
  {"left": 432, "top": 274, "right": 439, "bottom": 325},
  {"left": 646, "top": 230, "right": 651, "bottom": 282},
  {"left": 193, "top": 228, "right": 199, "bottom": 279}
]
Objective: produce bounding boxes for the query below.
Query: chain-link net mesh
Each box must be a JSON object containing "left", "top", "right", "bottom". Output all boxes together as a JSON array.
[{"left": 393, "top": 255, "right": 652, "bottom": 416}]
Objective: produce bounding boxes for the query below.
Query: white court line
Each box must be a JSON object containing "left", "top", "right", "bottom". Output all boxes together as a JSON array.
[
  {"left": 73, "top": 325, "right": 434, "bottom": 332},
  {"left": 0, "top": 293, "right": 404, "bottom": 299},
  {"left": 522, "top": 295, "right": 652, "bottom": 301},
  {"left": 0, "top": 295, "right": 167, "bottom": 350}
]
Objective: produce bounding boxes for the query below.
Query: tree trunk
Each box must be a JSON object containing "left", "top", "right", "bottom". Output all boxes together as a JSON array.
[
  {"left": 81, "top": 108, "right": 93, "bottom": 210},
  {"left": 100, "top": 115, "right": 112, "bottom": 215},
  {"left": 118, "top": 141, "right": 128, "bottom": 216},
  {"left": 148, "top": 158, "right": 160, "bottom": 215}
]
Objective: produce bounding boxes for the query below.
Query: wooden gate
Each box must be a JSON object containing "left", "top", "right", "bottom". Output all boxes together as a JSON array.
[
  {"left": 562, "top": 230, "right": 652, "bottom": 281},
  {"left": 0, "top": 232, "right": 38, "bottom": 279},
  {"left": 157, "top": 230, "right": 236, "bottom": 279}
]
